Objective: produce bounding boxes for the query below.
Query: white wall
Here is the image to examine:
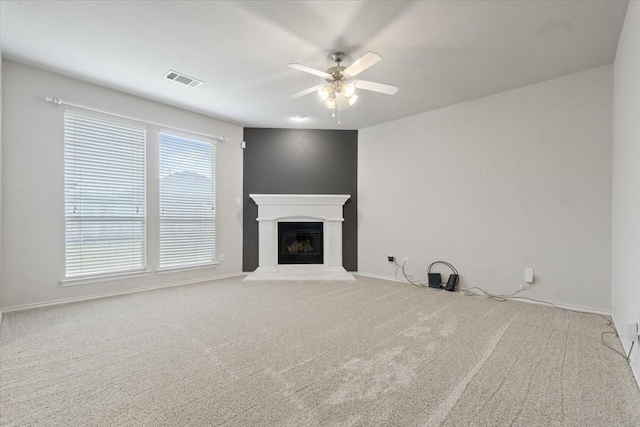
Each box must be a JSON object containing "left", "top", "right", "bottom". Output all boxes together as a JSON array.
[
  {"left": 1, "top": 60, "right": 244, "bottom": 308},
  {"left": 359, "top": 65, "right": 613, "bottom": 312},
  {"left": 0, "top": 49, "right": 3, "bottom": 314},
  {"left": 612, "top": 1, "right": 640, "bottom": 383}
]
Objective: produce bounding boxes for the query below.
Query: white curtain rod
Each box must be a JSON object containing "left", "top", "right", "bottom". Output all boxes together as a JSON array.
[{"left": 45, "top": 97, "right": 227, "bottom": 142}]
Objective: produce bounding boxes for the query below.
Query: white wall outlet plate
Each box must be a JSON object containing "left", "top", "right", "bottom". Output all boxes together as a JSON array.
[
  {"left": 629, "top": 320, "right": 639, "bottom": 342},
  {"left": 219, "top": 253, "right": 225, "bottom": 262},
  {"left": 524, "top": 268, "right": 534, "bottom": 283},
  {"left": 404, "top": 256, "right": 409, "bottom": 265}
]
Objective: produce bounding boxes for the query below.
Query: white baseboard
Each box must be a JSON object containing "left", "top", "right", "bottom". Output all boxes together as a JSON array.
[
  {"left": 459, "top": 287, "right": 612, "bottom": 316},
  {"left": 2, "top": 273, "right": 247, "bottom": 313},
  {"left": 354, "top": 272, "right": 405, "bottom": 283},
  {"left": 356, "top": 272, "right": 610, "bottom": 316},
  {"left": 506, "top": 297, "right": 610, "bottom": 317},
  {"left": 611, "top": 313, "right": 640, "bottom": 390}
]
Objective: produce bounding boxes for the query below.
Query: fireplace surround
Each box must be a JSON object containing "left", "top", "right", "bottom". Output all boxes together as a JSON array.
[{"left": 244, "top": 194, "right": 355, "bottom": 281}]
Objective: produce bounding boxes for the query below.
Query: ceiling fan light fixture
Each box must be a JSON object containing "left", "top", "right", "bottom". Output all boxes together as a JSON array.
[
  {"left": 343, "top": 83, "right": 356, "bottom": 98},
  {"left": 318, "top": 85, "right": 331, "bottom": 101},
  {"left": 348, "top": 94, "right": 359, "bottom": 106},
  {"left": 336, "top": 93, "right": 351, "bottom": 110},
  {"left": 324, "top": 96, "right": 336, "bottom": 109}
]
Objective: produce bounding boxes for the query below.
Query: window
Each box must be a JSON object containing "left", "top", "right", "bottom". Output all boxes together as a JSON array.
[
  {"left": 159, "top": 133, "right": 216, "bottom": 269},
  {"left": 64, "top": 112, "right": 146, "bottom": 277}
]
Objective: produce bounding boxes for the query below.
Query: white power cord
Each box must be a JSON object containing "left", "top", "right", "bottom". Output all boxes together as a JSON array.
[{"left": 393, "top": 259, "right": 429, "bottom": 288}]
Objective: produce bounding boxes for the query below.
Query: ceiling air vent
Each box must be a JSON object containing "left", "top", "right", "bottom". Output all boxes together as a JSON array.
[{"left": 165, "top": 70, "right": 203, "bottom": 88}]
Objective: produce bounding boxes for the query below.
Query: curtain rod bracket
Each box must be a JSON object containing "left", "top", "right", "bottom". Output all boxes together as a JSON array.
[{"left": 45, "top": 96, "right": 62, "bottom": 106}]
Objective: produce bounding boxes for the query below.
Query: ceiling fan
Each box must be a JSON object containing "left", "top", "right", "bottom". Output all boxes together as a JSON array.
[{"left": 289, "top": 51, "right": 398, "bottom": 122}]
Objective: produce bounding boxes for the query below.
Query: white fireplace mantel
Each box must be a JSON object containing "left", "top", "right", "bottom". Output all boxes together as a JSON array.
[{"left": 245, "top": 194, "right": 355, "bottom": 281}]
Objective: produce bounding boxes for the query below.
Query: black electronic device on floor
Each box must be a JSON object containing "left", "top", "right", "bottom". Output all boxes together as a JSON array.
[
  {"left": 428, "top": 273, "right": 442, "bottom": 288},
  {"left": 427, "top": 261, "right": 459, "bottom": 292}
]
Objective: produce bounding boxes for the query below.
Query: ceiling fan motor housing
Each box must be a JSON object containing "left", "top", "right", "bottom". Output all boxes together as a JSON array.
[{"left": 331, "top": 51, "right": 346, "bottom": 64}]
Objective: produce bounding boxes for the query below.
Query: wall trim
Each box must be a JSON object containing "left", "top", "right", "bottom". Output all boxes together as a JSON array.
[
  {"left": 355, "top": 272, "right": 611, "bottom": 316},
  {"left": 1, "top": 273, "right": 247, "bottom": 313},
  {"left": 612, "top": 312, "right": 640, "bottom": 390},
  {"left": 355, "top": 272, "right": 404, "bottom": 283},
  {"left": 495, "top": 292, "right": 611, "bottom": 316}
]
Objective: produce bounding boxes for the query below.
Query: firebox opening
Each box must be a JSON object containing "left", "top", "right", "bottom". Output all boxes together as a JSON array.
[{"left": 278, "top": 222, "right": 324, "bottom": 265}]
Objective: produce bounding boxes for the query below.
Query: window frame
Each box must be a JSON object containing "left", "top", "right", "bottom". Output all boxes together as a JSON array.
[
  {"left": 157, "top": 130, "right": 218, "bottom": 271},
  {"left": 63, "top": 109, "right": 148, "bottom": 280}
]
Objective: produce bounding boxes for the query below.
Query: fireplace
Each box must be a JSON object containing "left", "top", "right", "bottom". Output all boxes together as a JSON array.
[
  {"left": 278, "top": 222, "right": 323, "bottom": 264},
  {"left": 245, "top": 194, "right": 354, "bottom": 281}
]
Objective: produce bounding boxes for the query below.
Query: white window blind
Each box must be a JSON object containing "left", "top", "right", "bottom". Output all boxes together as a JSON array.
[
  {"left": 159, "top": 133, "right": 216, "bottom": 268},
  {"left": 64, "top": 111, "right": 146, "bottom": 278}
]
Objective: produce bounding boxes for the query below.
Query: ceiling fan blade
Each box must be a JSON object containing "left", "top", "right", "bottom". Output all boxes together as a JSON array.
[
  {"left": 290, "top": 85, "right": 321, "bottom": 99},
  {"left": 344, "top": 52, "right": 382, "bottom": 77},
  {"left": 288, "top": 63, "right": 330, "bottom": 78},
  {"left": 355, "top": 80, "right": 398, "bottom": 95}
]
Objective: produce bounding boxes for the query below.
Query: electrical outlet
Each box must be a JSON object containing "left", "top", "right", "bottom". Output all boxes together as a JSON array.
[
  {"left": 219, "top": 253, "right": 225, "bottom": 262},
  {"left": 387, "top": 256, "right": 395, "bottom": 262},
  {"left": 630, "top": 319, "right": 639, "bottom": 343},
  {"left": 404, "top": 256, "right": 409, "bottom": 265},
  {"left": 524, "top": 268, "right": 534, "bottom": 283},
  {"left": 629, "top": 322, "right": 639, "bottom": 342}
]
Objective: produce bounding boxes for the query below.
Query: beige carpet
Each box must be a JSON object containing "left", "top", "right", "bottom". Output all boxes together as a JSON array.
[{"left": 1, "top": 276, "right": 639, "bottom": 426}]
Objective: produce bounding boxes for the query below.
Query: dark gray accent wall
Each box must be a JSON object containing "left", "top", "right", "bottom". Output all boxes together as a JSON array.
[{"left": 243, "top": 128, "right": 358, "bottom": 272}]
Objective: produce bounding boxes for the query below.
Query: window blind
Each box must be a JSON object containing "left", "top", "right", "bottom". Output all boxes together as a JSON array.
[
  {"left": 159, "top": 133, "right": 216, "bottom": 268},
  {"left": 64, "top": 111, "right": 146, "bottom": 277}
]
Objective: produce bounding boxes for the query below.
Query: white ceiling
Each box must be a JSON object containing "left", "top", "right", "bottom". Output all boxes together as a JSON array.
[{"left": 0, "top": 0, "right": 629, "bottom": 130}]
